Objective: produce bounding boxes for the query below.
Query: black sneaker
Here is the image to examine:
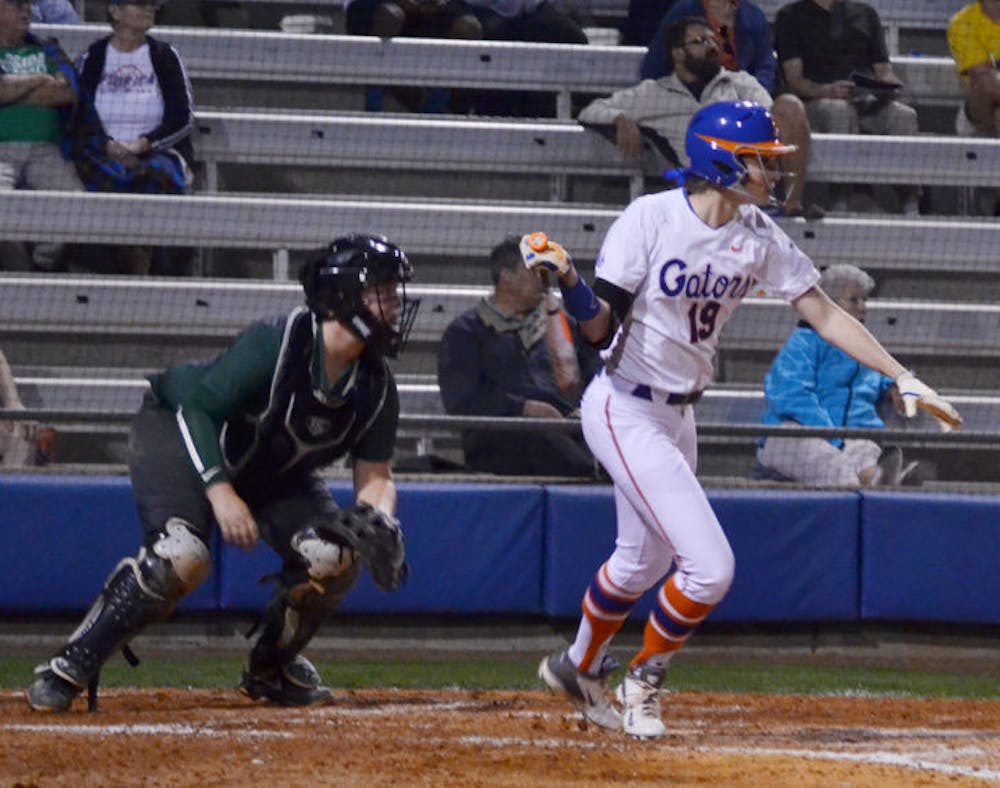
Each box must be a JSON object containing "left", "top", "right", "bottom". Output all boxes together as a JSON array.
[
  {"left": 26, "top": 666, "right": 82, "bottom": 712},
  {"left": 239, "top": 655, "right": 333, "bottom": 707}
]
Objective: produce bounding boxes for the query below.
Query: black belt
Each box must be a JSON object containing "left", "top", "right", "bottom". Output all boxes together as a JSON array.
[{"left": 630, "top": 384, "right": 702, "bottom": 406}]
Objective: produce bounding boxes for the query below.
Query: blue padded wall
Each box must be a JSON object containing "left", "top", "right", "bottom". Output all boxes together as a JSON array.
[
  {"left": 543, "top": 487, "right": 860, "bottom": 622},
  {"left": 5, "top": 475, "right": 988, "bottom": 625},
  {"left": 218, "top": 482, "right": 545, "bottom": 614},
  {"left": 861, "top": 492, "right": 1000, "bottom": 623},
  {"left": 0, "top": 474, "right": 217, "bottom": 611}
]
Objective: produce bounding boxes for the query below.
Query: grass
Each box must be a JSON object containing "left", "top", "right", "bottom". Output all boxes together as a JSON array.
[{"left": 3, "top": 656, "right": 997, "bottom": 700}]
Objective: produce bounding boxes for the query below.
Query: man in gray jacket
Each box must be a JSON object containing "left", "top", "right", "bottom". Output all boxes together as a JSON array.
[{"left": 578, "top": 15, "right": 817, "bottom": 217}]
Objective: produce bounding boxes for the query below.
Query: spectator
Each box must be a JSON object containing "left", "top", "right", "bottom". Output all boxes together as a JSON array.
[
  {"left": 756, "top": 264, "right": 916, "bottom": 487},
  {"left": 0, "top": 347, "right": 51, "bottom": 466},
  {"left": 774, "top": 0, "right": 921, "bottom": 215},
  {"left": 464, "top": 0, "right": 587, "bottom": 116},
  {"left": 578, "top": 16, "right": 817, "bottom": 218},
  {"left": 31, "top": 0, "right": 80, "bottom": 24},
  {"left": 437, "top": 236, "right": 601, "bottom": 477},
  {"left": 0, "top": 0, "right": 84, "bottom": 272},
  {"left": 948, "top": 0, "right": 1000, "bottom": 215},
  {"left": 345, "top": 0, "right": 482, "bottom": 112},
  {"left": 641, "top": 0, "right": 777, "bottom": 95},
  {"left": 621, "top": 0, "right": 676, "bottom": 47},
  {"left": 466, "top": 0, "right": 584, "bottom": 43},
  {"left": 346, "top": 0, "right": 481, "bottom": 39},
  {"left": 68, "top": 0, "right": 193, "bottom": 275}
]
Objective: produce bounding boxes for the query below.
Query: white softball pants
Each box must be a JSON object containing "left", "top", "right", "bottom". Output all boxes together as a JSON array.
[{"left": 580, "top": 372, "right": 735, "bottom": 606}]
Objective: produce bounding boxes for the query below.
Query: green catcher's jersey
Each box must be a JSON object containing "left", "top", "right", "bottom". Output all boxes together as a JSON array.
[{"left": 150, "top": 307, "right": 399, "bottom": 489}]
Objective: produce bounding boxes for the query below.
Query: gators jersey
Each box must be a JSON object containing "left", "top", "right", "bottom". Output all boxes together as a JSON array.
[
  {"left": 150, "top": 306, "right": 398, "bottom": 489},
  {"left": 595, "top": 188, "right": 820, "bottom": 393}
]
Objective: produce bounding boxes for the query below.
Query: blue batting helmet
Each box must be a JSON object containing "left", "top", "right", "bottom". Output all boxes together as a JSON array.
[{"left": 682, "top": 101, "right": 796, "bottom": 187}]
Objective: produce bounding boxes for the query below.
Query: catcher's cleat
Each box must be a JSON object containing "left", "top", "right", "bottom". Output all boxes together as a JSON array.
[
  {"left": 26, "top": 666, "right": 82, "bottom": 713},
  {"left": 538, "top": 649, "right": 621, "bottom": 730},
  {"left": 239, "top": 655, "right": 333, "bottom": 707},
  {"left": 615, "top": 664, "right": 667, "bottom": 739}
]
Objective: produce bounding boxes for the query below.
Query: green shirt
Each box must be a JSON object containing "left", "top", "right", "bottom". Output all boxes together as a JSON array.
[
  {"left": 150, "top": 309, "right": 399, "bottom": 489},
  {"left": 0, "top": 45, "right": 61, "bottom": 143}
]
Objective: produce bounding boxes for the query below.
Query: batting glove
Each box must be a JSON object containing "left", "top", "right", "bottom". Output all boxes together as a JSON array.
[
  {"left": 894, "top": 371, "right": 963, "bottom": 432},
  {"left": 520, "top": 232, "right": 571, "bottom": 276}
]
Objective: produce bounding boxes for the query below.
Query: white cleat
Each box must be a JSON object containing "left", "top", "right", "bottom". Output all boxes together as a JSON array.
[
  {"left": 538, "top": 649, "right": 622, "bottom": 730},
  {"left": 616, "top": 666, "right": 667, "bottom": 739}
]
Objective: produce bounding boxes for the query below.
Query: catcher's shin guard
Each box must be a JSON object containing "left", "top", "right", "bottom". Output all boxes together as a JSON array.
[
  {"left": 27, "top": 519, "right": 210, "bottom": 711},
  {"left": 242, "top": 530, "right": 359, "bottom": 705}
]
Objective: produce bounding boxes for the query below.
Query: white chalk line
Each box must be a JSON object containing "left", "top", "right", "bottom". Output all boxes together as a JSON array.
[
  {"left": 427, "top": 734, "right": 1000, "bottom": 780},
  {"left": 1, "top": 722, "right": 292, "bottom": 739},
  {"left": 692, "top": 745, "right": 1000, "bottom": 781},
  {"left": 4, "top": 701, "right": 998, "bottom": 781}
]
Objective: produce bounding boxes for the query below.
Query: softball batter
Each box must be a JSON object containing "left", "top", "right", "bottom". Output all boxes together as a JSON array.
[{"left": 532, "top": 101, "right": 962, "bottom": 738}]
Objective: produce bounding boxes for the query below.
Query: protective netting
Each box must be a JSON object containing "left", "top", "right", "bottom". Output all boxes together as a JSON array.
[{"left": 1, "top": 0, "right": 998, "bottom": 485}]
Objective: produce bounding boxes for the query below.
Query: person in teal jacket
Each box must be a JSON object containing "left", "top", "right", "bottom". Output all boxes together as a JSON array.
[{"left": 756, "top": 264, "right": 910, "bottom": 487}]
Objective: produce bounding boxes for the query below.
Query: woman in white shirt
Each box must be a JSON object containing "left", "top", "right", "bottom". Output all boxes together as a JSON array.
[{"left": 74, "top": 0, "right": 194, "bottom": 272}]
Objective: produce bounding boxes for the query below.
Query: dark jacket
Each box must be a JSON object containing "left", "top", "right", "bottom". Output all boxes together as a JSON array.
[
  {"left": 75, "top": 35, "right": 194, "bottom": 166},
  {"left": 437, "top": 303, "right": 602, "bottom": 477}
]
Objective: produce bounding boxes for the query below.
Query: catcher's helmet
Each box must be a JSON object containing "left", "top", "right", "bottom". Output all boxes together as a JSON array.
[
  {"left": 670, "top": 101, "right": 796, "bottom": 206},
  {"left": 299, "top": 234, "right": 419, "bottom": 358}
]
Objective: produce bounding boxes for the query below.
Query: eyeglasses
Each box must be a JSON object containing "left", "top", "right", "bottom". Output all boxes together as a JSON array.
[{"left": 683, "top": 35, "right": 718, "bottom": 49}]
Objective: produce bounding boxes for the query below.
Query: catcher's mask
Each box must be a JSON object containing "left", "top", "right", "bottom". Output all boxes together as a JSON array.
[
  {"left": 300, "top": 234, "right": 419, "bottom": 358},
  {"left": 666, "top": 100, "right": 797, "bottom": 209}
]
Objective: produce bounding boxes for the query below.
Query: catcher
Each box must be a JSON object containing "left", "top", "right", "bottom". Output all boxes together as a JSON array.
[{"left": 27, "top": 234, "right": 417, "bottom": 711}]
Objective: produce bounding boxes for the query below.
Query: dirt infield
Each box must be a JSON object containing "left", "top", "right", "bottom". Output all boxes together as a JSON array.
[{"left": 2, "top": 688, "right": 998, "bottom": 786}]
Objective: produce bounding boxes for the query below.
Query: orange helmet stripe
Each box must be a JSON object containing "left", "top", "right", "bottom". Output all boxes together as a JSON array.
[{"left": 694, "top": 132, "right": 797, "bottom": 157}]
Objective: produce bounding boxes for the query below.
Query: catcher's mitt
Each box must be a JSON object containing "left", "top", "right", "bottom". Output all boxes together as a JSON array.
[{"left": 315, "top": 503, "right": 409, "bottom": 592}]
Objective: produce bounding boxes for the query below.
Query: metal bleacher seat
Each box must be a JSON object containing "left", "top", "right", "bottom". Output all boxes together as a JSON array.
[
  {"left": 5, "top": 272, "right": 1000, "bottom": 385},
  {"left": 15, "top": 373, "right": 1000, "bottom": 435},
  {"left": 2, "top": 191, "right": 998, "bottom": 279},
  {"left": 193, "top": 111, "right": 668, "bottom": 202},
  {"left": 7, "top": 271, "right": 998, "bottom": 475},
  {"left": 34, "top": 24, "right": 962, "bottom": 117},
  {"left": 0, "top": 190, "right": 618, "bottom": 278},
  {"left": 192, "top": 111, "right": 1000, "bottom": 200}
]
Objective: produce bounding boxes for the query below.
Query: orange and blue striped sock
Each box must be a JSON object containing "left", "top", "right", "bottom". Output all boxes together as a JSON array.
[
  {"left": 572, "top": 562, "right": 641, "bottom": 675},
  {"left": 630, "top": 573, "right": 715, "bottom": 670}
]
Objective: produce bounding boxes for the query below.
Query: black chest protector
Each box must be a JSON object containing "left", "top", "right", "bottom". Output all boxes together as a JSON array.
[{"left": 222, "top": 308, "right": 389, "bottom": 485}]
